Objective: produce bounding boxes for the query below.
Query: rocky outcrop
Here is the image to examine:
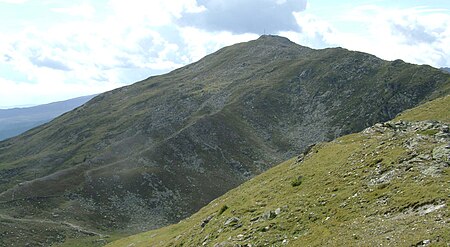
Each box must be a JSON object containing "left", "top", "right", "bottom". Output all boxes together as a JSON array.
[
  {"left": 108, "top": 109, "right": 450, "bottom": 246},
  {"left": 0, "top": 36, "right": 449, "bottom": 245}
]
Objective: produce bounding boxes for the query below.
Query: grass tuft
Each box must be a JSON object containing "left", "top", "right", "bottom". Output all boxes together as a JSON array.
[
  {"left": 218, "top": 205, "right": 228, "bottom": 215},
  {"left": 291, "top": 176, "right": 303, "bottom": 187}
]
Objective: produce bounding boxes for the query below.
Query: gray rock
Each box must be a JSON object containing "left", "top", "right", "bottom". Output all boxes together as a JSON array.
[
  {"left": 213, "top": 242, "right": 230, "bottom": 247},
  {"left": 274, "top": 208, "right": 281, "bottom": 215},
  {"left": 201, "top": 215, "right": 213, "bottom": 228},
  {"left": 262, "top": 210, "right": 277, "bottom": 220},
  {"left": 224, "top": 217, "right": 240, "bottom": 226},
  {"left": 432, "top": 145, "right": 450, "bottom": 163}
]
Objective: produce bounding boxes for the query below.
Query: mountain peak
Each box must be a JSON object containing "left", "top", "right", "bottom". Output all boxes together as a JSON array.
[
  {"left": 0, "top": 33, "right": 449, "bottom": 246},
  {"left": 257, "top": 34, "right": 291, "bottom": 41},
  {"left": 255, "top": 34, "right": 296, "bottom": 46}
]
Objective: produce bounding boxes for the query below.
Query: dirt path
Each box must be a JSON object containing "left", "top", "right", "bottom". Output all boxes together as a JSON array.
[{"left": 0, "top": 213, "right": 104, "bottom": 237}]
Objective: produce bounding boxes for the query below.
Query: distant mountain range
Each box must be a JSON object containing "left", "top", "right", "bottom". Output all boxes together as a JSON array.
[
  {"left": 0, "top": 95, "right": 96, "bottom": 141},
  {"left": 441, "top": 67, "right": 450, "bottom": 73},
  {"left": 0, "top": 35, "right": 449, "bottom": 246}
]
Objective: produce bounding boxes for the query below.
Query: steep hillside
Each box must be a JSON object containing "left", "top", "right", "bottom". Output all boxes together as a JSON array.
[
  {"left": 394, "top": 95, "right": 450, "bottom": 122},
  {"left": 109, "top": 95, "right": 450, "bottom": 247},
  {"left": 0, "top": 35, "right": 449, "bottom": 246},
  {"left": 0, "top": 95, "right": 96, "bottom": 141}
]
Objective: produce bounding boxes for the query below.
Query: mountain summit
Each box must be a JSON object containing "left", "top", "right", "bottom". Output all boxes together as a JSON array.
[{"left": 0, "top": 36, "right": 449, "bottom": 245}]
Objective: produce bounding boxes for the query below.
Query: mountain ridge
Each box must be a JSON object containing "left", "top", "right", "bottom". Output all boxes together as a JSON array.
[
  {"left": 0, "top": 35, "right": 449, "bottom": 246},
  {"left": 440, "top": 67, "right": 450, "bottom": 74},
  {"left": 108, "top": 94, "right": 450, "bottom": 247},
  {"left": 0, "top": 94, "right": 96, "bottom": 141}
]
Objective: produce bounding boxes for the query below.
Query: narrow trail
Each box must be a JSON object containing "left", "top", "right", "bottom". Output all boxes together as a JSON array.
[{"left": 0, "top": 213, "right": 104, "bottom": 237}]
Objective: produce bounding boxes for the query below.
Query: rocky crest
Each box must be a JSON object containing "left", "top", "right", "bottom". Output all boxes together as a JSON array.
[{"left": 0, "top": 36, "right": 449, "bottom": 245}]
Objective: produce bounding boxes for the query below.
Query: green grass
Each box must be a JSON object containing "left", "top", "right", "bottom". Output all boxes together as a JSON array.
[
  {"left": 290, "top": 176, "right": 302, "bottom": 187},
  {"left": 109, "top": 131, "right": 448, "bottom": 246},
  {"left": 54, "top": 233, "right": 126, "bottom": 247},
  {"left": 417, "top": 129, "right": 439, "bottom": 136},
  {"left": 1, "top": 36, "right": 449, "bottom": 246},
  {"left": 107, "top": 95, "right": 450, "bottom": 247},
  {"left": 395, "top": 94, "right": 450, "bottom": 122},
  {"left": 218, "top": 205, "right": 229, "bottom": 215}
]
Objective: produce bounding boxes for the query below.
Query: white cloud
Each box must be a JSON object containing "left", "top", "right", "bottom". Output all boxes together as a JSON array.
[
  {"left": 0, "top": 0, "right": 28, "bottom": 4},
  {"left": 0, "top": 77, "right": 122, "bottom": 107},
  {"left": 178, "top": 26, "right": 258, "bottom": 62},
  {"left": 346, "top": 6, "right": 450, "bottom": 67},
  {"left": 179, "top": 0, "right": 307, "bottom": 34},
  {"left": 107, "top": 0, "right": 206, "bottom": 27},
  {"left": 1, "top": 0, "right": 449, "bottom": 108},
  {"left": 284, "top": 5, "right": 450, "bottom": 68},
  {"left": 52, "top": 2, "right": 96, "bottom": 18},
  {"left": 0, "top": 1, "right": 228, "bottom": 107},
  {"left": 280, "top": 12, "right": 336, "bottom": 48}
]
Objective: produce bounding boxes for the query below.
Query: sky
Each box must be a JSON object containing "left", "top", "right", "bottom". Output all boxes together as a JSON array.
[{"left": 0, "top": 0, "right": 449, "bottom": 108}]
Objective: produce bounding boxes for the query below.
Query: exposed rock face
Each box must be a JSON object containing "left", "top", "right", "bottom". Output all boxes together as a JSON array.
[
  {"left": 107, "top": 97, "right": 450, "bottom": 246},
  {"left": 0, "top": 35, "right": 449, "bottom": 245},
  {"left": 363, "top": 120, "right": 449, "bottom": 183}
]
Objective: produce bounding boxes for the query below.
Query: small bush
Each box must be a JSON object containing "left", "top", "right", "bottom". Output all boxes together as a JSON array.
[
  {"left": 291, "top": 176, "right": 303, "bottom": 187},
  {"left": 218, "top": 205, "right": 229, "bottom": 215},
  {"left": 417, "top": 129, "right": 439, "bottom": 136},
  {"left": 369, "top": 158, "right": 383, "bottom": 167}
]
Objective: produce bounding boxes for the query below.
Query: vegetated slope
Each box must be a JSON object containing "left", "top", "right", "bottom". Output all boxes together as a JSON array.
[
  {"left": 0, "top": 95, "right": 96, "bottom": 141},
  {"left": 394, "top": 94, "right": 450, "bottom": 122},
  {"left": 109, "top": 95, "right": 450, "bottom": 247},
  {"left": 0, "top": 35, "right": 449, "bottom": 246}
]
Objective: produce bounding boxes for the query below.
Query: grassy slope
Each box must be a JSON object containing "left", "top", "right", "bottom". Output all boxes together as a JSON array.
[
  {"left": 109, "top": 95, "right": 450, "bottom": 246},
  {"left": 395, "top": 94, "right": 450, "bottom": 122},
  {"left": 1, "top": 36, "right": 450, "bottom": 246}
]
